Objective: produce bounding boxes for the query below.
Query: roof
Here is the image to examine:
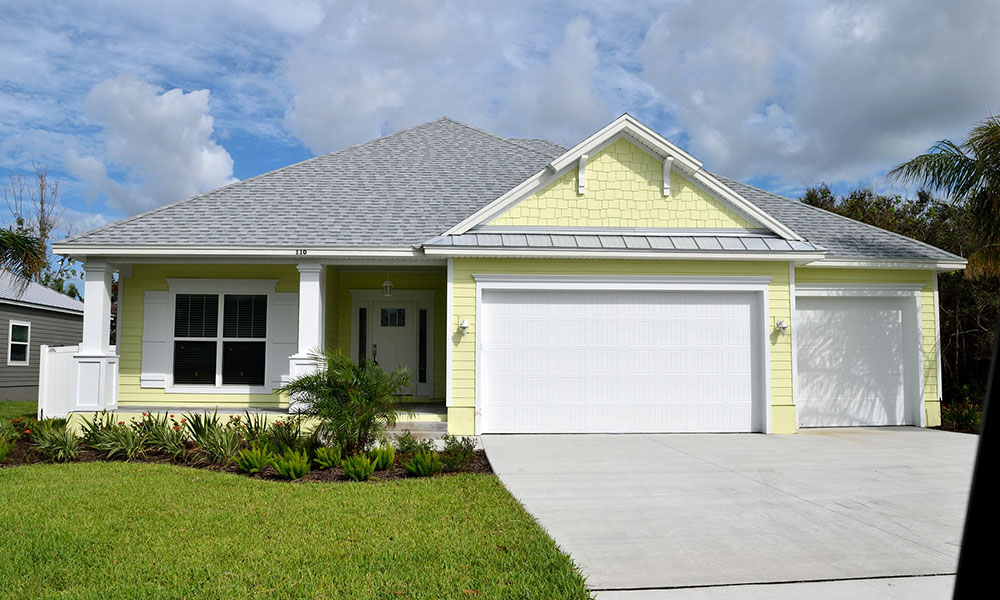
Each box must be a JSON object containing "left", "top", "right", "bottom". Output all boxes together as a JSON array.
[
  {"left": 0, "top": 272, "right": 84, "bottom": 313},
  {"left": 57, "top": 116, "right": 963, "bottom": 265},
  {"left": 425, "top": 232, "right": 825, "bottom": 255}
]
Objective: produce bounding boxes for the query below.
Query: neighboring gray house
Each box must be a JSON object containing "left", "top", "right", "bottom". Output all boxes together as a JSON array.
[{"left": 0, "top": 272, "right": 84, "bottom": 401}]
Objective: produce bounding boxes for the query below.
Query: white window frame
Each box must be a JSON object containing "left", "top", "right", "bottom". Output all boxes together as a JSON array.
[
  {"left": 165, "top": 279, "right": 277, "bottom": 395},
  {"left": 7, "top": 320, "right": 31, "bottom": 366}
]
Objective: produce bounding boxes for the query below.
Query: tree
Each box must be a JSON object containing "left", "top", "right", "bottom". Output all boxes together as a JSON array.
[
  {"left": 888, "top": 114, "right": 1000, "bottom": 277},
  {"left": 2, "top": 165, "right": 81, "bottom": 298}
]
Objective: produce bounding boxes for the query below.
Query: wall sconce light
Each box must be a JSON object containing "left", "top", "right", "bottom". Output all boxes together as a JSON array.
[
  {"left": 382, "top": 277, "right": 393, "bottom": 297},
  {"left": 458, "top": 319, "right": 470, "bottom": 335},
  {"left": 775, "top": 319, "right": 789, "bottom": 336}
]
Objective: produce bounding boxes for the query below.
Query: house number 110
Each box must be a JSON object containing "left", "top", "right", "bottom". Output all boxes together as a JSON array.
[{"left": 295, "top": 249, "right": 308, "bottom": 255}]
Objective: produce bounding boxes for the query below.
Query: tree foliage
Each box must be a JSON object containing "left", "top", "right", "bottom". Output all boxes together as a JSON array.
[{"left": 801, "top": 185, "right": 998, "bottom": 406}]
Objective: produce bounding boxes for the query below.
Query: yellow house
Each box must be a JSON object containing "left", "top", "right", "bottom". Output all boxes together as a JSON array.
[{"left": 50, "top": 115, "right": 966, "bottom": 435}]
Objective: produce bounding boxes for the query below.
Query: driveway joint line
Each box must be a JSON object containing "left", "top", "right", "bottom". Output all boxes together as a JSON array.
[{"left": 589, "top": 571, "right": 956, "bottom": 592}]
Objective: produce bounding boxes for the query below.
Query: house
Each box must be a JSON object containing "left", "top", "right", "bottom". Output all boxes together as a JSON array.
[
  {"left": 0, "top": 272, "right": 84, "bottom": 401},
  {"left": 49, "top": 115, "right": 966, "bottom": 434}
]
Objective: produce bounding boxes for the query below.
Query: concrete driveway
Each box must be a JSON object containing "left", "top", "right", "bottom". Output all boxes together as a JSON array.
[{"left": 482, "top": 428, "right": 976, "bottom": 597}]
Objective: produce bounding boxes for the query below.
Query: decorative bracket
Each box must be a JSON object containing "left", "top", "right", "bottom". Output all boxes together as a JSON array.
[
  {"left": 663, "top": 156, "right": 674, "bottom": 196},
  {"left": 577, "top": 154, "right": 588, "bottom": 195}
]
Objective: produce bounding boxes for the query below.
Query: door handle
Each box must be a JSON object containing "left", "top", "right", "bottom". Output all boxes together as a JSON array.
[{"left": 372, "top": 343, "right": 378, "bottom": 366}]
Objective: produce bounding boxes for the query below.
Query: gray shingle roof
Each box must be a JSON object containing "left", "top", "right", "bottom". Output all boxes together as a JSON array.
[
  {"left": 62, "top": 118, "right": 563, "bottom": 248},
  {"left": 425, "top": 232, "right": 826, "bottom": 254},
  {"left": 59, "top": 117, "right": 962, "bottom": 263},
  {"left": 0, "top": 272, "right": 84, "bottom": 313}
]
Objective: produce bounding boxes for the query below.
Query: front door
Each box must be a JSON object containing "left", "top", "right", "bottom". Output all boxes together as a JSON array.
[{"left": 371, "top": 302, "right": 417, "bottom": 390}]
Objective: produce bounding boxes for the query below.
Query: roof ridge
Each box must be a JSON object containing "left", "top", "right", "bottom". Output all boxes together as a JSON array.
[
  {"left": 437, "top": 117, "right": 556, "bottom": 160},
  {"left": 716, "top": 175, "right": 966, "bottom": 261},
  {"left": 61, "top": 117, "right": 462, "bottom": 245}
]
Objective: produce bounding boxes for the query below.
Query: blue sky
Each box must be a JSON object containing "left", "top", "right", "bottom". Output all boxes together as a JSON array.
[{"left": 2, "top": 0, "right": 999, "bottom": 242}]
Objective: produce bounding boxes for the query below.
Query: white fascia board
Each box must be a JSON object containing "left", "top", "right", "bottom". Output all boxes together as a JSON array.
[
  {"left": 423, "top": 246, "right": 827, "bottom": 262},
  {"left": 795, "top": 283, "right": 925, "bottom": 297},
  {"left": 805, "top": 258, "right": 967, "bottom": 271},
  {"left": 51, "top": 245, "right": 423, "bottom": 259},
  {"left": 0, "top": 298, "right": 84, "bottom": 316}
]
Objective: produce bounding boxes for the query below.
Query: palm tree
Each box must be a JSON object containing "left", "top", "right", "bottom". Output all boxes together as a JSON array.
[
  {"left": 889, "top": 115, "right": 1000, "bottom": 277},
  {"left": 0, "top": 227, "right": 46, "bottom": 285}
]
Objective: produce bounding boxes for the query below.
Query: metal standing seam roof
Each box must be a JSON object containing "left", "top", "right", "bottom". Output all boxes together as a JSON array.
[
  {"left": 0, "top": 272, "right": 84, "bottom": 313},
  {"left": 423, "top": 233, "right": 826, "bottom": 254},
  {"left": 57, "top": 117, "right": 964, "bottom": 264}
]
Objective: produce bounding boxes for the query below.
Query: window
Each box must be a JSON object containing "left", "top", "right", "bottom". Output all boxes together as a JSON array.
[
  {"left": 173, "top": 293, "right": 267, "bottom": 387},
  {"left": 380, "top": 308, "right": 405, "bottom": 327},
  {"left": 418, "top": 309, "right": 427, "bottom": 383},
  {"left": 7, "top": 321, "right": 30, "bottom": 366}
]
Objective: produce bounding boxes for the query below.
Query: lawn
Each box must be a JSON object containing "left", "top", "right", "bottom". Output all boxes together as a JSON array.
[
  {"left": 0, "top": 463, "right": 590, "bottom": 599},
  {"left": 0, "top": 400, "right": 36, "bottom": 421}
]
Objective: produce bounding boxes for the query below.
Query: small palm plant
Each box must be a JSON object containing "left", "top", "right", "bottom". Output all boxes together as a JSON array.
[{"left": 280, "top": 350, "right": 412, "bottom": 456}]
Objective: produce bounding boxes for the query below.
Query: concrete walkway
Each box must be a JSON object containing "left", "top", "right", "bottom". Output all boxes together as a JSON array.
[{"left": 482, "top": 428, "right": 976, "bottom": 598}]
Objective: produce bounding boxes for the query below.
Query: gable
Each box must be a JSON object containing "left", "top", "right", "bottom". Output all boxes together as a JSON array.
[{"left": 486, "top": 138, "right": 761, "bottom": 230}]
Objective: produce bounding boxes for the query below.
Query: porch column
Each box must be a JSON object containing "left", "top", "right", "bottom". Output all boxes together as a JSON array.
[
  {"left": 288, "top": 263, "right": 326, "bottom": 383},
  {"left": 72, "top": 261, "right": 119, "bottom": 411}
]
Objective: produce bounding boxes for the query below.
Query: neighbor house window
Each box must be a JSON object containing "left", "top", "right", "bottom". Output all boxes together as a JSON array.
[
  {"left": 7, "top": 321, "right": 30, "bottom": 366},
  {"left": 173, "top": 293, "right": 267, "bottom": 387}
]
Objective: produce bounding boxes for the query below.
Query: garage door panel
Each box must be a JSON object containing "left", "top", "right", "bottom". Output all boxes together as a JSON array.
[
  {"left": 481, "top": 289, "right": 760, "bottom": 433},
  {"left": 795, "top": 296, "right": 912, "bottom": 427}
]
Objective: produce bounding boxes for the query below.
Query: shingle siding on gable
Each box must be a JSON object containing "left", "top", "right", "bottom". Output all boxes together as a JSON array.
[{"left": 488, "top": 138, "right": 759, "bottom": 230}]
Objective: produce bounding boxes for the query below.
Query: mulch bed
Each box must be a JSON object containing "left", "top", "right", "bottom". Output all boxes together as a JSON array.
[{"left": 1, "top": 439, "right": 493, "bottom": 483}]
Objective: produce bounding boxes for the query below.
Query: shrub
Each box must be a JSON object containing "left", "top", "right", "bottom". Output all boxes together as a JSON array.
[
  {"left": 369, "top": 445, "right": 395, "bottom": 470},
  {"left": 342, "top": 454, "right": 376, "bottom": 482},
  {"left": 2, "top": 416, "right": 34, "bottom": 441},
  {"left": 89, "top": 420, "right": 147, "bottom": 461},
  {"left": 137, "top": 413, "right": 187, "bottom": 461},
  {"left": 236, "top": 442, "right": 275, "bottom": 474},
  {"left": 280, "top": 350, "right": 412, "bottom": 455},
  {"left": 313, "top": 446, "right": 341, "bottom": 470},
  {"left": 272, "top": 449, "right": 311, "bottom": 480},
  {"left": 394, "top": 430, "right": 435, "bottom": 458},
  {"left": 0, "top": 438, "right": 14, "bottom": 462},
  {"left": 441, "top": 434, "right": 477, "bottom": 472},
  {"left": 942, "top": 399, "right": 983, "bottom": 433},
  {"left": 79, "top": 411, "right": 117, "bottom": 445},
  {"left": 402, "top": 450, "right": 443, "bottom": 477},
  {"left": 265, "top": 418, "right": 303, "bottom": 454},
  {"left": 197, "top": 425, "right": 245, "bottom": 466},
  {"left": 31, "top": 426, "right": 81, "bottom": 463},
  {"left": 240, "top": 411, "right": 270, "bottom": 444},
  {"left": 182, "top": 410, "right": 222, "bottom": 442}
]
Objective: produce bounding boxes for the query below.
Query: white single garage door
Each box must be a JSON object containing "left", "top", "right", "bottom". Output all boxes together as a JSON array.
[
  {"left": 795, "top": 296, "right": 917, "bottom": 427},
  {"left": 479, "top": 290, "right": 763, "bottom": 433}
]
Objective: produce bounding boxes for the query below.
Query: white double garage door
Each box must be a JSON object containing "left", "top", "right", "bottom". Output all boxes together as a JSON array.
[{"left": 478, "top": 286, "right": 922, "bottom": 433}]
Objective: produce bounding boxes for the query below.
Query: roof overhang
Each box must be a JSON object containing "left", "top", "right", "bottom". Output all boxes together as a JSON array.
[
  {"left": 804, "top": 257, "right": 968, "bottom": 271},
  {"left": 0, "top": 298, "right": 84, "bottom": 316},
  {"left": 423, "top": 246, "right": 825, "bottom": 262},
  {"left": 51, "top": 244, "right": 426, "bottom": 260},
  {"left": 444, "top": 113, "right": 804, "bottom": 241}
]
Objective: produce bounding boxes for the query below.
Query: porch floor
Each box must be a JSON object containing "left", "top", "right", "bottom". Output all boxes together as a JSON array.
[{"left": 107, "top": 402, "right": 446, "bottom": 422}]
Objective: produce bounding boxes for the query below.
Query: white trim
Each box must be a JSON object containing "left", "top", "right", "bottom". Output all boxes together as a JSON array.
[
  {"left": 165, "top": 278, "right": 280, "bottom": 395},
  {"left": 52, "top": 245, "right": 423, "bottom": 259},
  {"left": 0, "top": 298, "right": 83, "bottom": 316},
  {"left": 425, "top": 247, "right": 826, "bottom": 262},
  {"left": 808, "top": 258, "right": 967, "bottom": 271},
  {"left": 933, "top": 272, "right": 943, "bottom": 405},
  {"left": 444, "top": 114, "right": 803, "bottom": 241},
  {"left": 7, "top": 320, "right": 31, "bottom": 366},
  {"left": 472, "top": 274, "right": 773, "bottom": 434},
  {"left": 788, "top": 262, "right": 798, "bottom": 417},
  {"left": 348, "top": 289, "right": 437, "bottom": 397},
  {"left": 663, "top": 156, "right": 673, "bottom": 196},
  {"left": 577, "top": 154, "right": 588, "bottom": 194},
  {"left": 446, "top": 257, "right": 454, "bottom": 408},
  {"left": 793, "top": 284, "right": 926, "bottom": 427},
  {"left": 795, "top": 283, "right": 924, "bottom": 297},
  {"left": 472, "top": 226, "right": 774, "bottom": 236}
]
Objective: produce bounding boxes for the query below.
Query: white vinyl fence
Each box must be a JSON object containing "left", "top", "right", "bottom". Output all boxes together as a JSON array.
[{"left": 37, "top": 345, "right": 117, "bottom": 419}]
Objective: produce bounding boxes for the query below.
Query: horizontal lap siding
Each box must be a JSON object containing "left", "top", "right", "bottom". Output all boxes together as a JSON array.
[
  {"left": 0, "top": 305, "right": 82, "bottom": 392},
  {"left": 450, "top": 259, "right": 794, "bottom": 435},
  {"left": 794, "top": 267, "right": 940, "bottom": 426},
  {"left": 118, "top": 264, "right": 298, "bottom": 408}
]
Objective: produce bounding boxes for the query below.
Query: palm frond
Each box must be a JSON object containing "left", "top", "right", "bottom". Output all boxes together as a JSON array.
[
  {"left": 0, "top": 228, "right": 46, "bottom": 288},
  {"left": 887, "top": 142, "right": 982, "bottom": 199}
]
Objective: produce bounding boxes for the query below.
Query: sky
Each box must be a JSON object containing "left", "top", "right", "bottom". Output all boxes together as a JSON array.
[{"left": 2, "top": 0, "right": 1000, "bottom": 242}]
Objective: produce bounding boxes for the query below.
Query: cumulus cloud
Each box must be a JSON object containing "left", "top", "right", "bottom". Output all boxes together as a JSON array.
[{"left": 67, "top": 76, "right": 236, "bottom": 214}]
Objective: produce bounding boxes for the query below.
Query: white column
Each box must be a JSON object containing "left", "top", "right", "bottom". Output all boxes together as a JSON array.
[
  {"left": 288, "top": 263, "right": 326, "bottom": 379},
  {"left": 73, "top": 261, "right": 118, "bottom": 411}
]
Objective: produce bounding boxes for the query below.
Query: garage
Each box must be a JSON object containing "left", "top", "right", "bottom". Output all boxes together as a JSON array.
[
  {"left": 795, "top": 294, "right": 921, "bottom": 427},
  {"left": 478, "top": 288, "right": 765, "bottom": 433}
]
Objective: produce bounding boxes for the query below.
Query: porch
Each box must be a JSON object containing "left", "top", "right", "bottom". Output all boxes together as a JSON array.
[{"left": 39, "top": 262, "right": 450, "bottom": 433}]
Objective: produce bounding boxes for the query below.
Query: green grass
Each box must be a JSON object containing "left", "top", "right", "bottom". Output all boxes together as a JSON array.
[
  {"left": 0, "top": 463, "right": 590, "bottom": 599},
  {"left": 0, "top": 400, "right": 36, "bottom": 421}
]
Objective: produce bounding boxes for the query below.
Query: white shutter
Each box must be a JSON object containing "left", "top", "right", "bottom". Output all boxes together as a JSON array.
[
  {"left": 140, "top": 291, "right": 171, "bottom": 388},
  {"left": 270, "top": 292, "right": 298, "bottom": 389}
]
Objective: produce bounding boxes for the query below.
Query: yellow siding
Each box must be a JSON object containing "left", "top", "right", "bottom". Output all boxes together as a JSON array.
[
  {"left": 334, "top": 270, "right": 447, "bottom": 399},
  {"left": 487, "top": 137, "right": 758, "bottom": 229},
  {"left": 118, "top": 264, "right": 298, "bottom": 408},
  {"left": 794, "top": 267, "right": 940, "bottom": 426},
  {"left": 449, "top": 258, "right": 795, "bottom": 435}
]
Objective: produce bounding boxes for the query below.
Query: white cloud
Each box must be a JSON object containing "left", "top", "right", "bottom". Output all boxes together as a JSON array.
[{"left": 67, "top": 76, "right": 236, "bottom": 214}]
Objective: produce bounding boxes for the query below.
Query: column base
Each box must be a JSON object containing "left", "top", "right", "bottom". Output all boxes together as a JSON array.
[
  {"left": 72, "top": 353, "right": 119, "bottom": 413},
  {"left": 287, "top": 355, "right": 322, "bottom": 413}
]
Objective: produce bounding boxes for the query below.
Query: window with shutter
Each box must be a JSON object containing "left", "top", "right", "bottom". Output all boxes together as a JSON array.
[{"left": 171, "top": 293, "right": 267, "bottom": 388}]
